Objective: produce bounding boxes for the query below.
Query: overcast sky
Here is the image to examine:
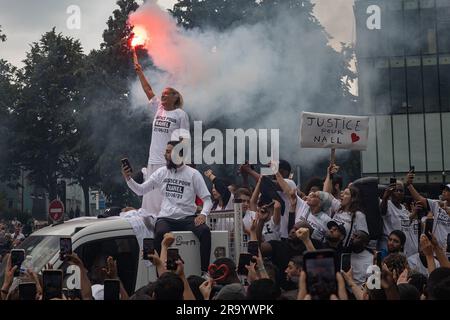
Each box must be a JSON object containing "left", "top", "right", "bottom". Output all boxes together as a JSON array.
[{"left": 0, "top": 0, "right": 355, "bottom": 67}]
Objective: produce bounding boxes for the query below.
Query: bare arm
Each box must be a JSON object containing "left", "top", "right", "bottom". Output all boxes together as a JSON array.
[
  {"left": 250, "top": 177, "right": 262, "bottom": 212},
  {"left": 272, "top": 200, "right": 282, "bottom": 226},
  {"left": 134, "top": 50, "right": 155, "bottom": 101},
  {"left": 380, "top": 185, "right": 395, "bottom": 216},
  {"left": 275, "top": 172, "right": 295, "bottom": 196},
  {"left": 406, "top": 172, "right": 427, "bottom": 208},
  {"left": 323, "top": 164, "right": 337, "bottom": 194}
]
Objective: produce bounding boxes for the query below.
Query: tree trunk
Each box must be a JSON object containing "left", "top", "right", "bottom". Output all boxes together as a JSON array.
[{"left": 82, "top": 184, "right": 90, "bottom": 217}]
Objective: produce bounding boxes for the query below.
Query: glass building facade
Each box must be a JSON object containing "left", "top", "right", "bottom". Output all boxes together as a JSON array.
[{"left": 355, "top": 0, "right": 450, "bottom": 189}]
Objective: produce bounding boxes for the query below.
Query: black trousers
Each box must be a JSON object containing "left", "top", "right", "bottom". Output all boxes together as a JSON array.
[{"left": 155, "top": 215, "right": 211, "bottom": 272}]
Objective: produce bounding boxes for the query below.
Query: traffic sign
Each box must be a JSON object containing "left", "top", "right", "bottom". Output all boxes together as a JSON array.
[{"left": 49, "top": 199, "right": 65, "bottom": 222}]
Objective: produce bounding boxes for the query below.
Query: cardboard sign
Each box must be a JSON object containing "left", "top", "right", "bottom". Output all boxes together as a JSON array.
[{"left": 300, "top": 112, "right": 369, "bottom": 150}]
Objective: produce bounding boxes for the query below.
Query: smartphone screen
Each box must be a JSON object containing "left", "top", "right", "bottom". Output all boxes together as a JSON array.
[
  {"left": 104, "top": 279, "right": 120, "bottom": 301},
  {"left": 425, "top": 218, "right": 434, "bottom": 240},
  {"left": 60, "top": 237, "right": 72, "bottom": 260},
  {"left": 11, "top": 249, "right": 25, "bottom": 277},
  {"left": 247, "top": 241, "right": 259, "bottom": 258},
  {"left": 166, "top": 248, "right": 179, "bottom": 271},
  {"left": 19, "top": 283, "right": 37, "bottom": 301},
  {"left": 143, "top": 238, "right": 154, "bottom": 261},
  {"left": 303, "top": 250, "right": 337, "bottom": 300},
  {"left": 43, "top": 270, "right": 63, "bottom": 300},
  {"left": 121, "top": 158, "right": 133, "bottom": 173},
  {"left": 340, "top": 253, "right": 351, "bottom": 272},
  {"left": 237, "top": 253, "right": 252, "bottom": 276}
]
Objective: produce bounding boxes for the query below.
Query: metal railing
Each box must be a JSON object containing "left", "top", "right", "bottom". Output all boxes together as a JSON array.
[{"left": 207, "top": 201, "right": 245, "bottom": 264}]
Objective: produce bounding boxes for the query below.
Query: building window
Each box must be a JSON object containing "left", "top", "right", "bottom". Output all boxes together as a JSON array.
[
  {"left": 420, "top": 4, "right": 437, "bottom": 54},
  {"left": 374, "top": 59, "right": 391, "bottom": 114},
  {"left": 422, "top": 56, "right": 440, "bottom": 112},
  {"left": 390, "top": 58, "right": 408, "bottom": 114},
  {"left": 440, "top": 55, "right": 450, "bottom": 111},
  {"left": 404, "top": 1, "right": 421, "bottom": 55},
  {"left": 406, "top": 57, "right": 423, "bottom": 113},
  {"left": 8, "top": 200, "right": 13, "bottom": 209}
]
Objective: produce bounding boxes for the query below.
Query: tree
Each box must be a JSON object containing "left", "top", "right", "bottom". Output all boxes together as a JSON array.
[
  {"left": 76, "top": 0, "right": 151, "bottom": 209},
  {"left": 0, "top": 59, "right": 19, "bottom": 182},
  {"left": 0, "top": 25, "right": 6, "bottom": 42},
  {"left": 11, "top": 29, "right": 85, "bottom": 201}
]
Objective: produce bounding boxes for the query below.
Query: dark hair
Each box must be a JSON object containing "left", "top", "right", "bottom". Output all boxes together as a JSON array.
[
  {"left": 389, "top": 230, "right": 406, "bottom": 249},
  {"left": 340, "top": 185, "right": 361, "bottom": 214},
  {"left": 247, "top": 279, "right": 281, "bottom": 300},
  {"left": 278, "top": 160, "right": 291, "bottom": 178},
  {"left": 332, "top": 175, "right": 343, "bottom": 190},
  {"left": 263, "top": 260, "right": 280, "bottom": 285},
  {"left": 427, "top": 267, "right": 450, "bottom": 300},
  {"left": 398, "top": 283, "right": 420, "bottom": 300},
  {"left": 408, "top": 272, "right": 427, "bottom": 296},
  {"left": 235, "top": 188, "right": 251, "bottom": 199},
  {"left": 129, "top": 283, "right": 155, "bottom": 300},
  {"left": 383, "top": 253, "right": 408, "bottom": 275},
  {"left": 153, "top": 273, "right": 184, "bottom": 300},
  {"left": 289, "top": 256, "right": 303, "bottom": 270},
  {"left": 168, "top": 140, "right": 182, "bottom": 148},
  {"left": 212, "top": 258, "right": 238, "bottom": 284},
  {"left": 187, "top": 275, "right": 205, "bottom": 301},
  {"left": 304, "top": 177, "right": 323, "bottom": 195}
]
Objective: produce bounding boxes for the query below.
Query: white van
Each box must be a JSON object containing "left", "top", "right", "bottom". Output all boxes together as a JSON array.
[{"left": 0, "top": 216, "right": 230, "bottom": 296}]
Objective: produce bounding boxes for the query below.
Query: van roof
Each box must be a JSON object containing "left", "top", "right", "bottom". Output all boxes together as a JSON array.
[{"left": 32, "top": 217, "right": 133, "bottom": 237}]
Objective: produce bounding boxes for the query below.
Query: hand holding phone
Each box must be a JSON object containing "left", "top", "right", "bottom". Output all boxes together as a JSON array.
[
  {"left": 375, "top": 251, "right": 382, "bottom": 268},
  {"left": 19, "top": 283, "right": 37, "bottom": 301},
  {"left": 104, "top": 279, "right": 121, "bottom": 300},
  {"left": 143, "top": 238, "right": 155, "bottom": 261},
  {"left": 237, "top": 253, "right": 253, "bottom": 275},
  {"left": 166, "top": 248, "right": 180, "bottom": 271},
  {"left": 340, "top": 253, "right": 351, "bottom": 272},
  {"left": 60, "top": 237, "right": 72, "bottom": 261},
  {"left": 121, "top": 158, "right": 133, "bottom": 174},
  {"left": 43, "top": 270, "right": 63, "bottom": 300},
  {"left": 11, "top": 249, "right": 25, "bottom": 277},
  {"left": 303, "top": 249, "right": 337, "bottom": 300},
  {"left": 424, "top": 218, "right": 434, "bottom": 240}
]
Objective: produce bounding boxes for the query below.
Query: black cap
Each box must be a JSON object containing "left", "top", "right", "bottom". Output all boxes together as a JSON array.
[
  {"left": 98, "top": 207, "right": 122, "bottom": 219},
  {"left": 327, "top": 220, "right": 347, "bottom": 237}
]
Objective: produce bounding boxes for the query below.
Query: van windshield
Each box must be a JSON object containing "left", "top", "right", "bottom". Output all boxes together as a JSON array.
[{"left": 0, "top": 235, "right": 61, "bottom": 284}]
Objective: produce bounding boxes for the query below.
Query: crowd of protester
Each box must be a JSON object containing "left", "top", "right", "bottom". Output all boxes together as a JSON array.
[{"left": 1, "top": 152, "right": 450, "bottom": 301}]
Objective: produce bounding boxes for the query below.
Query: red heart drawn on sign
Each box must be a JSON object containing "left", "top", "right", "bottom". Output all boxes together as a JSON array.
[
  {"left": 351, "top": 133, "right": 360, "bottom": 143},
  {"left": 208, "top": 263, "right": 230, "bottom": 282}
]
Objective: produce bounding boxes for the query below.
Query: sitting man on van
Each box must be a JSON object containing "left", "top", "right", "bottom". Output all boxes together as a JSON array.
[{"left": 122, "top": 140, "right": 213, "bottom": 273}]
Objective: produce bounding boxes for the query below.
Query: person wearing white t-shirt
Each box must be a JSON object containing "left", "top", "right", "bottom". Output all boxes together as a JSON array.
[
  {"left": 323, "top": 164, "right": 369, "bottom": 248},
  {"left": 204, "top": 170, "right": 234, "bottom": 212},
  {"left": 349, "top": 231, "right": 374, "bottom": 287},
  {"left": 122, "top": 141, "right": 213, "bottom": 272},
  {"left": 406, "top": 173, "right": 450, "bottom": 249},
  {"left": 379, "top": 181, "right": 418, "bottom": 257},
  {"left": 241, "top": 161, "right": 297, "bottom": 240},
  {"left": 277, "top": 174, "right": 332, "bottom": 243},
  {"left": 134, "top": 53, "right": 190, "bottom": 217}
]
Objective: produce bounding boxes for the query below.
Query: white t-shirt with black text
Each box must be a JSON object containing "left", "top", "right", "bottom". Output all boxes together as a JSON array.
[
  {"left": 294, "top": 196, "right": 331, "bottom": 242},
  {"left": 426, "top": 199, "right": 450, "bottom": 249},
  {"left": 127, "top": 165, "right": 211, "bottom": 219},
  {"left": 148, "top": 97, "right": 190, "bottom": 165},
  {"left": 330, "top": 198, "right": 368, "bottom": 246}
]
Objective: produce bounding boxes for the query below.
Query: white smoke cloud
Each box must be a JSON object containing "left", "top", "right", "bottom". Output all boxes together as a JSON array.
[{"left": 129, "top": 0, "right": 355, "bottom": 174}]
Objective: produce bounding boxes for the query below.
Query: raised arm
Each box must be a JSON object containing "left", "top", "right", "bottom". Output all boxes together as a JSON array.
[
  {"left": 405, "top": 171, "right": 427, "bottom": 208},
  {"left": 275, "top": 172, "right": 295, "bottom": 196},
  {"left": 134, "top": 50, "right": 155, "bottom": 101},
  {"left": 380, "top": 184, "right": 395, "bottom": 216},
  {"left": 250, "top": 177, "right": 262, "bottom": 212},
  {"left": 323, "top": 164, "right": 338, "bottom": 195},
  {"left": 122, "top": 164, "right": 159, "bottom": 196},
  {"left": 204, "top": 170, "right": 231, "bottom": 206}
]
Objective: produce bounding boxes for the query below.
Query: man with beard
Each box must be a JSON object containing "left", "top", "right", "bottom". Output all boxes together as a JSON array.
[
  {"left": 280, "top": 256, "right": 303, "bottom": 300},
  {"left": 349, "top": 230, "right": 374, "bottom": 287},
  {"left": 122, "top": 140, "right": 213, "bottom": 273}
]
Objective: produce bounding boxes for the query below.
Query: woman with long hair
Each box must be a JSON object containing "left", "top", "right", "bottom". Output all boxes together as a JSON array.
[{"left": 134, "top": 51, "right": 190, "bottom": 216}]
